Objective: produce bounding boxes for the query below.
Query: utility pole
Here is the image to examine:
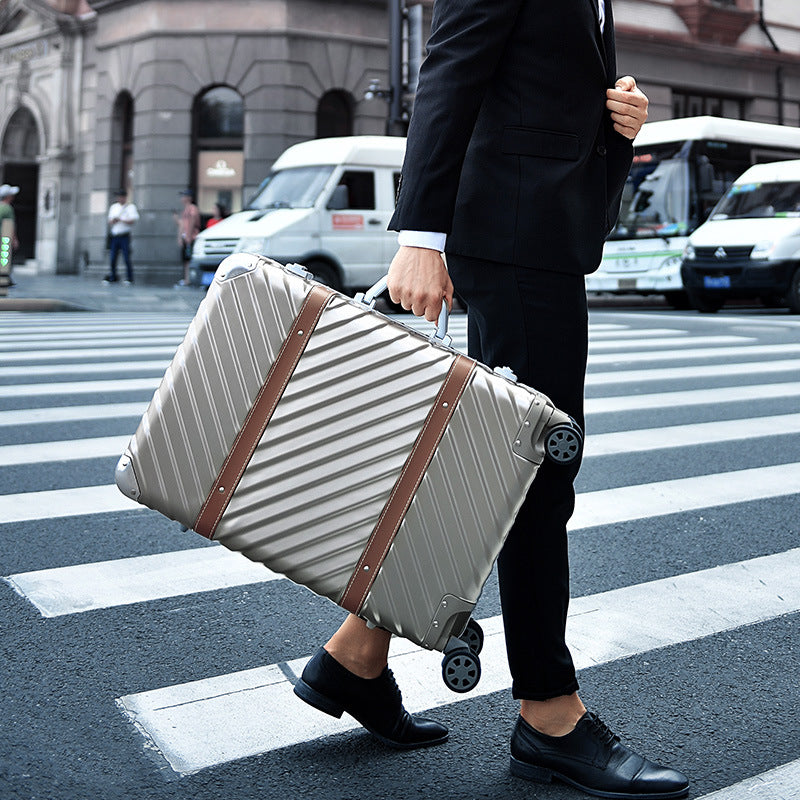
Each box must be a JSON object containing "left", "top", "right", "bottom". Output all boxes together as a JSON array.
[{"left": 387, "top": 0, "right": 406, "bottom": 135}]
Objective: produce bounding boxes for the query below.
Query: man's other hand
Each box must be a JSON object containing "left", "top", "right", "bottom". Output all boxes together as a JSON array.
[
  {"left": 606, "top": 76, "right": 648, "bottom": 140},
  {"left": 387, "top": 246, "right": 454, "bottom": 322}
]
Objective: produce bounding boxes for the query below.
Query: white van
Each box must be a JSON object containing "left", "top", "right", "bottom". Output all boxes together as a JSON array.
[
  {"left": 680, "top": 159, "right": 800, "bottom": 313},
  {"left": 189, "top": 136, "right": 406, "bottom": 291}
]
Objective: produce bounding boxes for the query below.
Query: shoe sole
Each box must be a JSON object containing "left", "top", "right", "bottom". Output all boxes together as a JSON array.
[
  {"left": 510, "top": 756, "right": 689, "bottom": 800},
  {"left": 293, "top": 678, "right": 448, "bottom": 751}
]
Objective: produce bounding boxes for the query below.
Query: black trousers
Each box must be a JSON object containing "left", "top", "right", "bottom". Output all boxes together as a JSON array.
[{"left": 447, "top": 254, "right": 588, "bottom": 701}]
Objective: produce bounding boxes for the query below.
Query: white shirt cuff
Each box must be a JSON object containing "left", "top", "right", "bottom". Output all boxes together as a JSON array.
[{"left": 398, "top": 230, "right": 447, "bottom": 252}]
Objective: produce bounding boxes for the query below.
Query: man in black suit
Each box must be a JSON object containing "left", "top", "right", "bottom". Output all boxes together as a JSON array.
[{"left": 296, "top": 1, "right": 689, "bottom": 797}]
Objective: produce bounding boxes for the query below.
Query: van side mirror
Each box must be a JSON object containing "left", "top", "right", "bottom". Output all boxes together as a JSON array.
[{"left": 326, "top": 184, "right": 349, "bottom": 210}]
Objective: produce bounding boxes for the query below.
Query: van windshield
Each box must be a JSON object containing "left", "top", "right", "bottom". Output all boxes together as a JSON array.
[
  {"left": 245, "top": 166, "right": 334, "bottom": 210},
  {"left": 711, "top": 181, "right": 800, "bottom": 220}
]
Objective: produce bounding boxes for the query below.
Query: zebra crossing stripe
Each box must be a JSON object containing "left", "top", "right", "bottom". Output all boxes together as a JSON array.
[
  {"left": 3, "top": 411, "right": 799, "bottom": 467},
  {"left": 588, "top": 334, "right": 750, "bottom": 351},
  {"left": 6, "top": 462, "right": 800, "bottom": 613},
  {"left": 4, "top": 547, "right": 277, "bottom": 618},
  {"left": 1, "top": 462, "right": 798, "bottom": 527},
  {"left": 695, "top": 759, "right": 800, "bottom": 800},
  {"left": 0, "top": 402, "right": 147, "bottom": 427},
  {"left": 0, "top": 360, "right": 170, "bottom": 378},
  {"left": 583, "top": 413, "right": 800, "bottom": 457},
  {"left": 589, "top": 342, "right": 800, "bottom": 365},
  {"left": 0, "top": 346, "right": 179, "bottom": 364},
  {"left": 115, "top": 547, "right": 800, "bottom": 776},
  {"left": 586, "top": 382, "right": 800, "bottom": 414},
  {"left": 586, "top": 358, "right": 800, "bottom": 385},
  {"left": 0, "top": 377, "right": 160, "bottom": 398}
]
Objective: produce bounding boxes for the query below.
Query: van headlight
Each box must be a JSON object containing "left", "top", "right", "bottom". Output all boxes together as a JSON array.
[
  {"left": 683, "top": 244, "right": 696, "bottom": 260},
  {"left": 750, "top": 240, "right": 774, "bottom": 260},
  {"left": 234, "top": 237, "right": 269, "bottom": 254}
]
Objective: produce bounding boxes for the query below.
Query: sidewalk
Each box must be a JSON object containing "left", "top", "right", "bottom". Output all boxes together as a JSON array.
[{"left": 0, "top": 270, "right": 207, "bottom": 314}]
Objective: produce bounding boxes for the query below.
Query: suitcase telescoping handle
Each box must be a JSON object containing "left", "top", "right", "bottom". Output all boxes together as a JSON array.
[{"left": 356, "top": 276, "right": 451, "bottom": 345}]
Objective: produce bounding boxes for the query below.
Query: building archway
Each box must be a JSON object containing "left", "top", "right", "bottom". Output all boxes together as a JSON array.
[
  {"left": 316, "top": 90, "right": 355, "bottom": 138},
  {"left": 111, "top": 91, "right": 134, "bottom": 196},
  {"left": 1, "top": 106, "right": 41, "bottom": 262},
  {"left": 192, "top": 85, "right": 244, "bottom": 220}
]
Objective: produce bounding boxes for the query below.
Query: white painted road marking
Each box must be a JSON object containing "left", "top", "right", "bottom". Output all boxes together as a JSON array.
[
  {"left": 589, "top": 342, "right": 800, "bottom": 365},
  {"left": 5, "top": 547, "right": 278, "bottom": 618},
  {"left": 0, "top": 402, "right": 148, "bottom": 427},
  {"left": 6, "top": 463, "right": 799, "bottom": 614},
  {"left": 116, "top": 548, "right": 800, "bottom": 775},
  {"left": 588, "top": 335, "right": 750, "bottom": 351},
  {"left": 586, "top": 358, "right": 800, "bottom": 385},
  {"left": 696, "top": 759, "right": 800, "bottom": 800}
]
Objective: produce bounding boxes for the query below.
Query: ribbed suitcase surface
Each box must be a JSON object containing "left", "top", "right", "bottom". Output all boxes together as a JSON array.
[{"left": 116, "top": 254, "right": 578, "bottom": 668}]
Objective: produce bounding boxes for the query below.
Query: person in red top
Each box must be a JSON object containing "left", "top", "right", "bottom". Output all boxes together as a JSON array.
[{"left": 205, "top": 202, "right": 228, "bottom": 229}]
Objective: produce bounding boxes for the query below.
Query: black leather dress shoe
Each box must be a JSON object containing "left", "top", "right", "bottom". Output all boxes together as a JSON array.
[
  {"left": 294, "top": 647, "right": 449, "bottom": 750},
  {"left": 510, "top": 712, "right": 689, "bottom": 799}
]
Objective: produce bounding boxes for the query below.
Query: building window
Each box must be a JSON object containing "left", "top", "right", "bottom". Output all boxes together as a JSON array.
[
  {"left": 1, "top": 106, "right": 39, "bottom": 161},
  {"left": 672, "top": 91, "right": 746, "bottom": 121},
  {"left": 111, "top": 92, "right": 134, "bottom": 195},
  {"left": 192, "top": 86, "right": 244, "bottom": 217},
  {"left": 316, "top": 90, "right": 355, "bottom": 138}
]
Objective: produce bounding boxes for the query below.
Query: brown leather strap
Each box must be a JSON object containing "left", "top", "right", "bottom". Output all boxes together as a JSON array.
[
  {"left": 194, "top": 284, "right": 334, "bottom": 538},
  {"left": 340, "top": 354, "right": 476, "bottom": 615}
]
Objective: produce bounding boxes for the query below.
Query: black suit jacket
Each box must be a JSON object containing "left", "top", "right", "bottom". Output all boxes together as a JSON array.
[{"left": 389, "top": 0, "right": 633, "bottom": 275}]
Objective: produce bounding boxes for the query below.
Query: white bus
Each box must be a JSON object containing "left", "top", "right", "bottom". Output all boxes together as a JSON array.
[{"left": 586, "top": 116, "right": 800, "bottom": 308}]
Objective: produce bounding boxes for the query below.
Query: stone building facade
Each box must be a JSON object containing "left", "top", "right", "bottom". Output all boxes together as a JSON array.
[{"left": 1, "top": 0, "right": 799, "bottom": 279}]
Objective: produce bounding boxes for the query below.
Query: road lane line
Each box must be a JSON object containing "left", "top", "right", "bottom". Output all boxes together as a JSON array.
[
  {"left": 5, "top": 463, "right": 799, "bottom": 614},
  {"left": 588, "top": 335, "right": 750, "bottom": 351},
  {"left": 589, "top": 342, "right": 800, "bottom": 365},
  {"left": 696, "top": 759, "right": 800, "bottom": 799},
  {"left": 586, "top": 358, "right": 800, "bottom": 385},
  {"left": 0, "top": 435, "right": 131, "bottom": 466},
  {"left": 0, "top": 360, "right": 170, "bottom": 378},
  {"left": 0, "top": 346, "right": 179, "bottom": 363},
  {"left": 583, "top": 413, "right": 800, "bottom": 456},
  {"left": 2, "top": 463, "right": 797, "bottom": 527},
  {"left": 5, "top": 412, "right": 799, "bottom": 467},
  {"left": 0, "top": 402, "right": 148, "bottom": 427},
  {"left": 4, "top": 548, "right": 278, "bottom": 618},
  {"left": 586, "top": 382, "right": 800, "bottom": 413},
  {"left": 0, "top": 377, "right": 160, "bottom": 398},
  {"left": 116, "top": 547, "right": 800, "bottom": 775}
]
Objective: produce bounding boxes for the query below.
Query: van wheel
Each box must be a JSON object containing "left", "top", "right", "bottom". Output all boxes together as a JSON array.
[
  {"left": 687, "top": 288, "right": 724, "bottom": 313},
  {"left": 788, "top": 268, "right": 800, "bottom": 314},
  {"left": 304, "top": 260, "right": 342, "bottom": 292}
]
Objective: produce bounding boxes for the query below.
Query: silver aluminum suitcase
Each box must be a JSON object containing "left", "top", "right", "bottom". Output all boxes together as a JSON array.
[{"left": 115, "top": 254, "right": 582, "bottom": 692}]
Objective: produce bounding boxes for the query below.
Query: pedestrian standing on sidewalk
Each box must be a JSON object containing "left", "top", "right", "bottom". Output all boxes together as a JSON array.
[
  {"left": 104, "top": 189, "right": 139, "bottom": 285},
  {"left": 175, "top": 190, "right": 200, "bottom": 286},
  {"left": 294, "top": 1, "right": 690, "bottom": 798}
]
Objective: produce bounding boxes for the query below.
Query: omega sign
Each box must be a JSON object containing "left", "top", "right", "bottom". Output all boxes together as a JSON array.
[{"left": 198, "top": 151, "right": 243, "bottom": 186}]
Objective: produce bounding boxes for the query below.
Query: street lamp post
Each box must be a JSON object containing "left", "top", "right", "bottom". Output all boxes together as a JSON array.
[{"left": 387, "top": 0, "right": 406, "bottom": 136}]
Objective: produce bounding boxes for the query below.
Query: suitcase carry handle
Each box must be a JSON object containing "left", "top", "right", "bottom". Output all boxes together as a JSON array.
[{"left": 357, "top": 276, "right": 451, "bottom": 345}]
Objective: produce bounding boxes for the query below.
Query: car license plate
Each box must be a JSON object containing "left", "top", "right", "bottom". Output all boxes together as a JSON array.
[
  {"left": 704, "top": 275, "right": 731, "bottom": 289},
  {"left": 618, "top": 278, "right": 637, "bottom": 290}
]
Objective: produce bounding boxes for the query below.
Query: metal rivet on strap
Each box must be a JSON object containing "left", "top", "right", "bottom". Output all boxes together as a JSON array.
[
  {"left": 218, "top": 486, "right": 225, "bottom": 493},
  {"left": 363, "top": 565, "right": 370, "bottom": 572}
]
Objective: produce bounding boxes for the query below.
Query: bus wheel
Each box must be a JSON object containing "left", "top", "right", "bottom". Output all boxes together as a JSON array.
[
  {"left": 663, "top": 291, "right": 691, "bottom": 310},
  {"left": 687, "top": 289, "right": 724, "bottom": 314},
  {"left": 788, "top": 268, "right": 800, "bottom": 314}
]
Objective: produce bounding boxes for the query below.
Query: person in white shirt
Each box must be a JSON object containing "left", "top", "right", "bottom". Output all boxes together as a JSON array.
[{"left": 105, "top": 189, "right": 139, "bottom": 284}]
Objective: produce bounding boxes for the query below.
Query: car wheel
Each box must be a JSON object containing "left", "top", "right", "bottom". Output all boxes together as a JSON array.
[
  {"left": 304, "top": 260, "right": 342, "bottom": 292},
  {"left": 788, "top": 267, "right": 800, "bottom": 314},
  {"left": 687, "top": 288, "right": 724, "bottom": 313}
]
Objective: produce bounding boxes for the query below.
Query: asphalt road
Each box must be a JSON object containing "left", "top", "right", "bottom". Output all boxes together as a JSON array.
[{"left": 1, "top": 303, "right": 798, "bottom": 800}]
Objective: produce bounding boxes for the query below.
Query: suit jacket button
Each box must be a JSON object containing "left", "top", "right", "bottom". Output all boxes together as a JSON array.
[{"left": 596, "top": 144, "right": 607, "bottom": 156}]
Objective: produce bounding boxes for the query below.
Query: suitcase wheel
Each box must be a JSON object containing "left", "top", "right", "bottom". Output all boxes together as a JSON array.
[
  {"left": 544, "top": 423, "right": 583, "bottom": 465},
  {"left": 441, "top": 648, "right": 481, "bottom": 693},
  {"left": 462, "top": 618, "right": 484, "bottom": 656}
]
